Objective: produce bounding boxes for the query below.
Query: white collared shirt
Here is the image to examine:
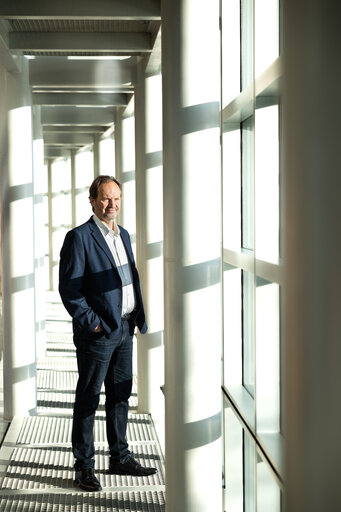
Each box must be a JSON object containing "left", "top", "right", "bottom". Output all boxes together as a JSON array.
[{"left": 93, "top": 214, "right": 136, "bottom": 317}]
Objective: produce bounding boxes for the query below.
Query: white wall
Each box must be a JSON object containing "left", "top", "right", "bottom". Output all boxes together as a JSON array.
[{"left": 0, "top": 57, "right": 38, "bottom": 418}]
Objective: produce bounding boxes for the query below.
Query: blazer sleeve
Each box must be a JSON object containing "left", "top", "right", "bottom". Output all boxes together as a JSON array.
[{"left": 58, "top": 229, "right": 101, "bottom": 333}]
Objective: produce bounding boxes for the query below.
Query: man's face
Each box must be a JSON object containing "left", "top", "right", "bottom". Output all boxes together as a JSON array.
[{"left": 90, "top": 181, "right": 121, "bottom": 226}]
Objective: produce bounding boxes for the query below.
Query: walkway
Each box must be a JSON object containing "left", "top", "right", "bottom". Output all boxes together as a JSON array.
[{"left": 0, "top": 292, "right": 165, "bottom": 511}]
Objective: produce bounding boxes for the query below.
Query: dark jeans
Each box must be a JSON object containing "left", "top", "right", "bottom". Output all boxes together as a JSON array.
[{"left": 72, "top": 319, "right": 133, "bottom": 470}]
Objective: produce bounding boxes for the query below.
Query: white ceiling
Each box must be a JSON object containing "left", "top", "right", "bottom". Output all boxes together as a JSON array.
[{"left": 0, "top": 0, "right": 161, "bottom": 159}]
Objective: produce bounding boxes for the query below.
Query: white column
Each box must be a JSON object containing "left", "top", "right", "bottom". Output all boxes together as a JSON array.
[
  {"left": 47, "top": 161, "right": 54, "bottom": 291},
  {"left": 71, "top": 149, "right": 76, "bottom": 228},
  {"left": 32, "top": 105, "right": 47, "bottom": 358},
  {"left": 114, "top": 109, "right": 123, "bottom": 184},
  {"left": 74, "top": 149, "right": 95, "bottom": 226},
  {"left": 0, "top": 65, "right": 5, "bottom": 365},
  {"left": 135, "top": 60, "right": 164, "bottom": 447},
  {"left": 93, "top": 133, "right": 100, "bottom": 178},
  {"left": 120, "top": 108, "right": 136, "bottom": 242},
  {"left": 283, "top": 1, "right": 341, "bottom": 510},
  {"left": 162, "top": 1, "right": 222, "bottom": 510},
  {"left": 1, "top": 59, "right": 37, "bottom": 418},
  {"left": 50, "top": 158, "right": 72, "bottom": 290}
]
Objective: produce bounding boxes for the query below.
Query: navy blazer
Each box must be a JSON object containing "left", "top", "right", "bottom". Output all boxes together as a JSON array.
[{"left": 58, "top": 216, "right": 147, "bottom": 339}]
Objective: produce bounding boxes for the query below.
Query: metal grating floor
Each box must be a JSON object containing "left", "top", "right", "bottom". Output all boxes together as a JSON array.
[
  {"left": 17, "top": 414, "right": 156, "bottom": 445},
  {"left": 0, "top": 491, "right": 166, "bottom": 511},
  {"left": 0, "top": 292, "right": 165, "bottom": 511},
  {"left": 2, "top": 444, "right": 164, "bottom": 490}
]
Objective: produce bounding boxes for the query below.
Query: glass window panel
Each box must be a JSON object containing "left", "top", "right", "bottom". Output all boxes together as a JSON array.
[
  {"left": 99, "top": 136, "right": 115, "bottom": 175},
  {"left": 223, "top": 127, "right": 241, "bottom": 249},
  {"left": 41, "top": 161, "right": 48, "bottom": 192},
  {"left": 255, "top": 105, "right": 279, "bottom": 261},
  {"left": 51, "top": 159, "right": 71, "bottom": 230},
  {"left": 51, "top": 158, "right": 72, "bottom": 289},
  {"left": 241, "top": 0, "right": 254, "bottom": 90},
  {"left": 146, "top": 74, "right": 163, "bottom": 154},
  {"left": 75, "top": 150, "right": 94, "bottom": 226},
  {"left": 257, "top": 459, "right": 281, "bottom": 512},
  {"left": 256, "top": 278, "right": 280, "bottom": 433},
  {"left": 255, "top": 0, "right": 279, "bottom": 77},
  {"left": 122, "top": 116, "right": 135, "bottom": 173},
  {"left": 224, "top": 402, "right": 244, "bottom": 512},
  {"left": 51, "top": 159, "right": 71, "bottom": 192},
  {"left": 121, "top": 179, "right": 136, "bottom": 244},
  {"left": 146, "top": 166, "right": 163, "bottom": 245},
  {"left": 244, "top": 433, "right": 256, "bottom": 512},
  {"left": 223, "top": 265, "right": 242, "bottom": 388},
  {"left": 242, "top": 270, "right": 255, "bottom": 397},
  {"left": 43, "top": 163, "right": 49, "bottom": 286},
  {"left": 43, "top": 208, "right": 49, "bottom": 284},
  {"left": 120, "top": 116, "right": 136, "bottom": 245},
  {"left": 222, "top": 2, "right": 282, "bottom": 510},
  {"left": 75, "top": 150, "right": 94, "bottom": 189},
  {"left": 242, "top": 117, "right": 254, "bottom": 251},
  {"left": 222, "top": 0, "right": 241, "bottom": 106}
]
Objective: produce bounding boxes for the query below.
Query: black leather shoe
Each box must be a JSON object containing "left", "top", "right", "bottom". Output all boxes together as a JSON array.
[
  {"left": 107, "top": 456, "right": 157, "bottom": 476},
  {"left": 74, "top": 468, "right": 102, "bottom": 491}
]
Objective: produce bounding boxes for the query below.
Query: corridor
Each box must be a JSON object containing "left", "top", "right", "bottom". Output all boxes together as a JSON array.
[
  {"left": 0, "top": 292, "right": 165, "bottom": 511},
  {"left": 1, "top": 1, "right": 340, "bottom": 510}
]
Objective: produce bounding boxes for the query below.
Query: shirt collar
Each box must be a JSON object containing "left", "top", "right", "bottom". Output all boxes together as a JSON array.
[{"left": 93, "top": 214, "right": 120, "bottom": 237}]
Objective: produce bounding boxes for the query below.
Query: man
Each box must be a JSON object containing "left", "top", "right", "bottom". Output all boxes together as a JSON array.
[{"left": 59, "top": 175, "right": 157, "bottom": 492}]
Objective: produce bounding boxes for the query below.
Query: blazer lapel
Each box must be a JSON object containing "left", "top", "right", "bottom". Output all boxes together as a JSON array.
[{"left": 87, "top": 217, "right": 117, "bottom": 268}]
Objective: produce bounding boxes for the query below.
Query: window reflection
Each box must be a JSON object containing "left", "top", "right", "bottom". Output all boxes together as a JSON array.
[
  {"left": 242, "top": 117, "right": 254, "bottom": 251},
  {"left": 242, "top": 271, "right": 255, "bottom": 397}
]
